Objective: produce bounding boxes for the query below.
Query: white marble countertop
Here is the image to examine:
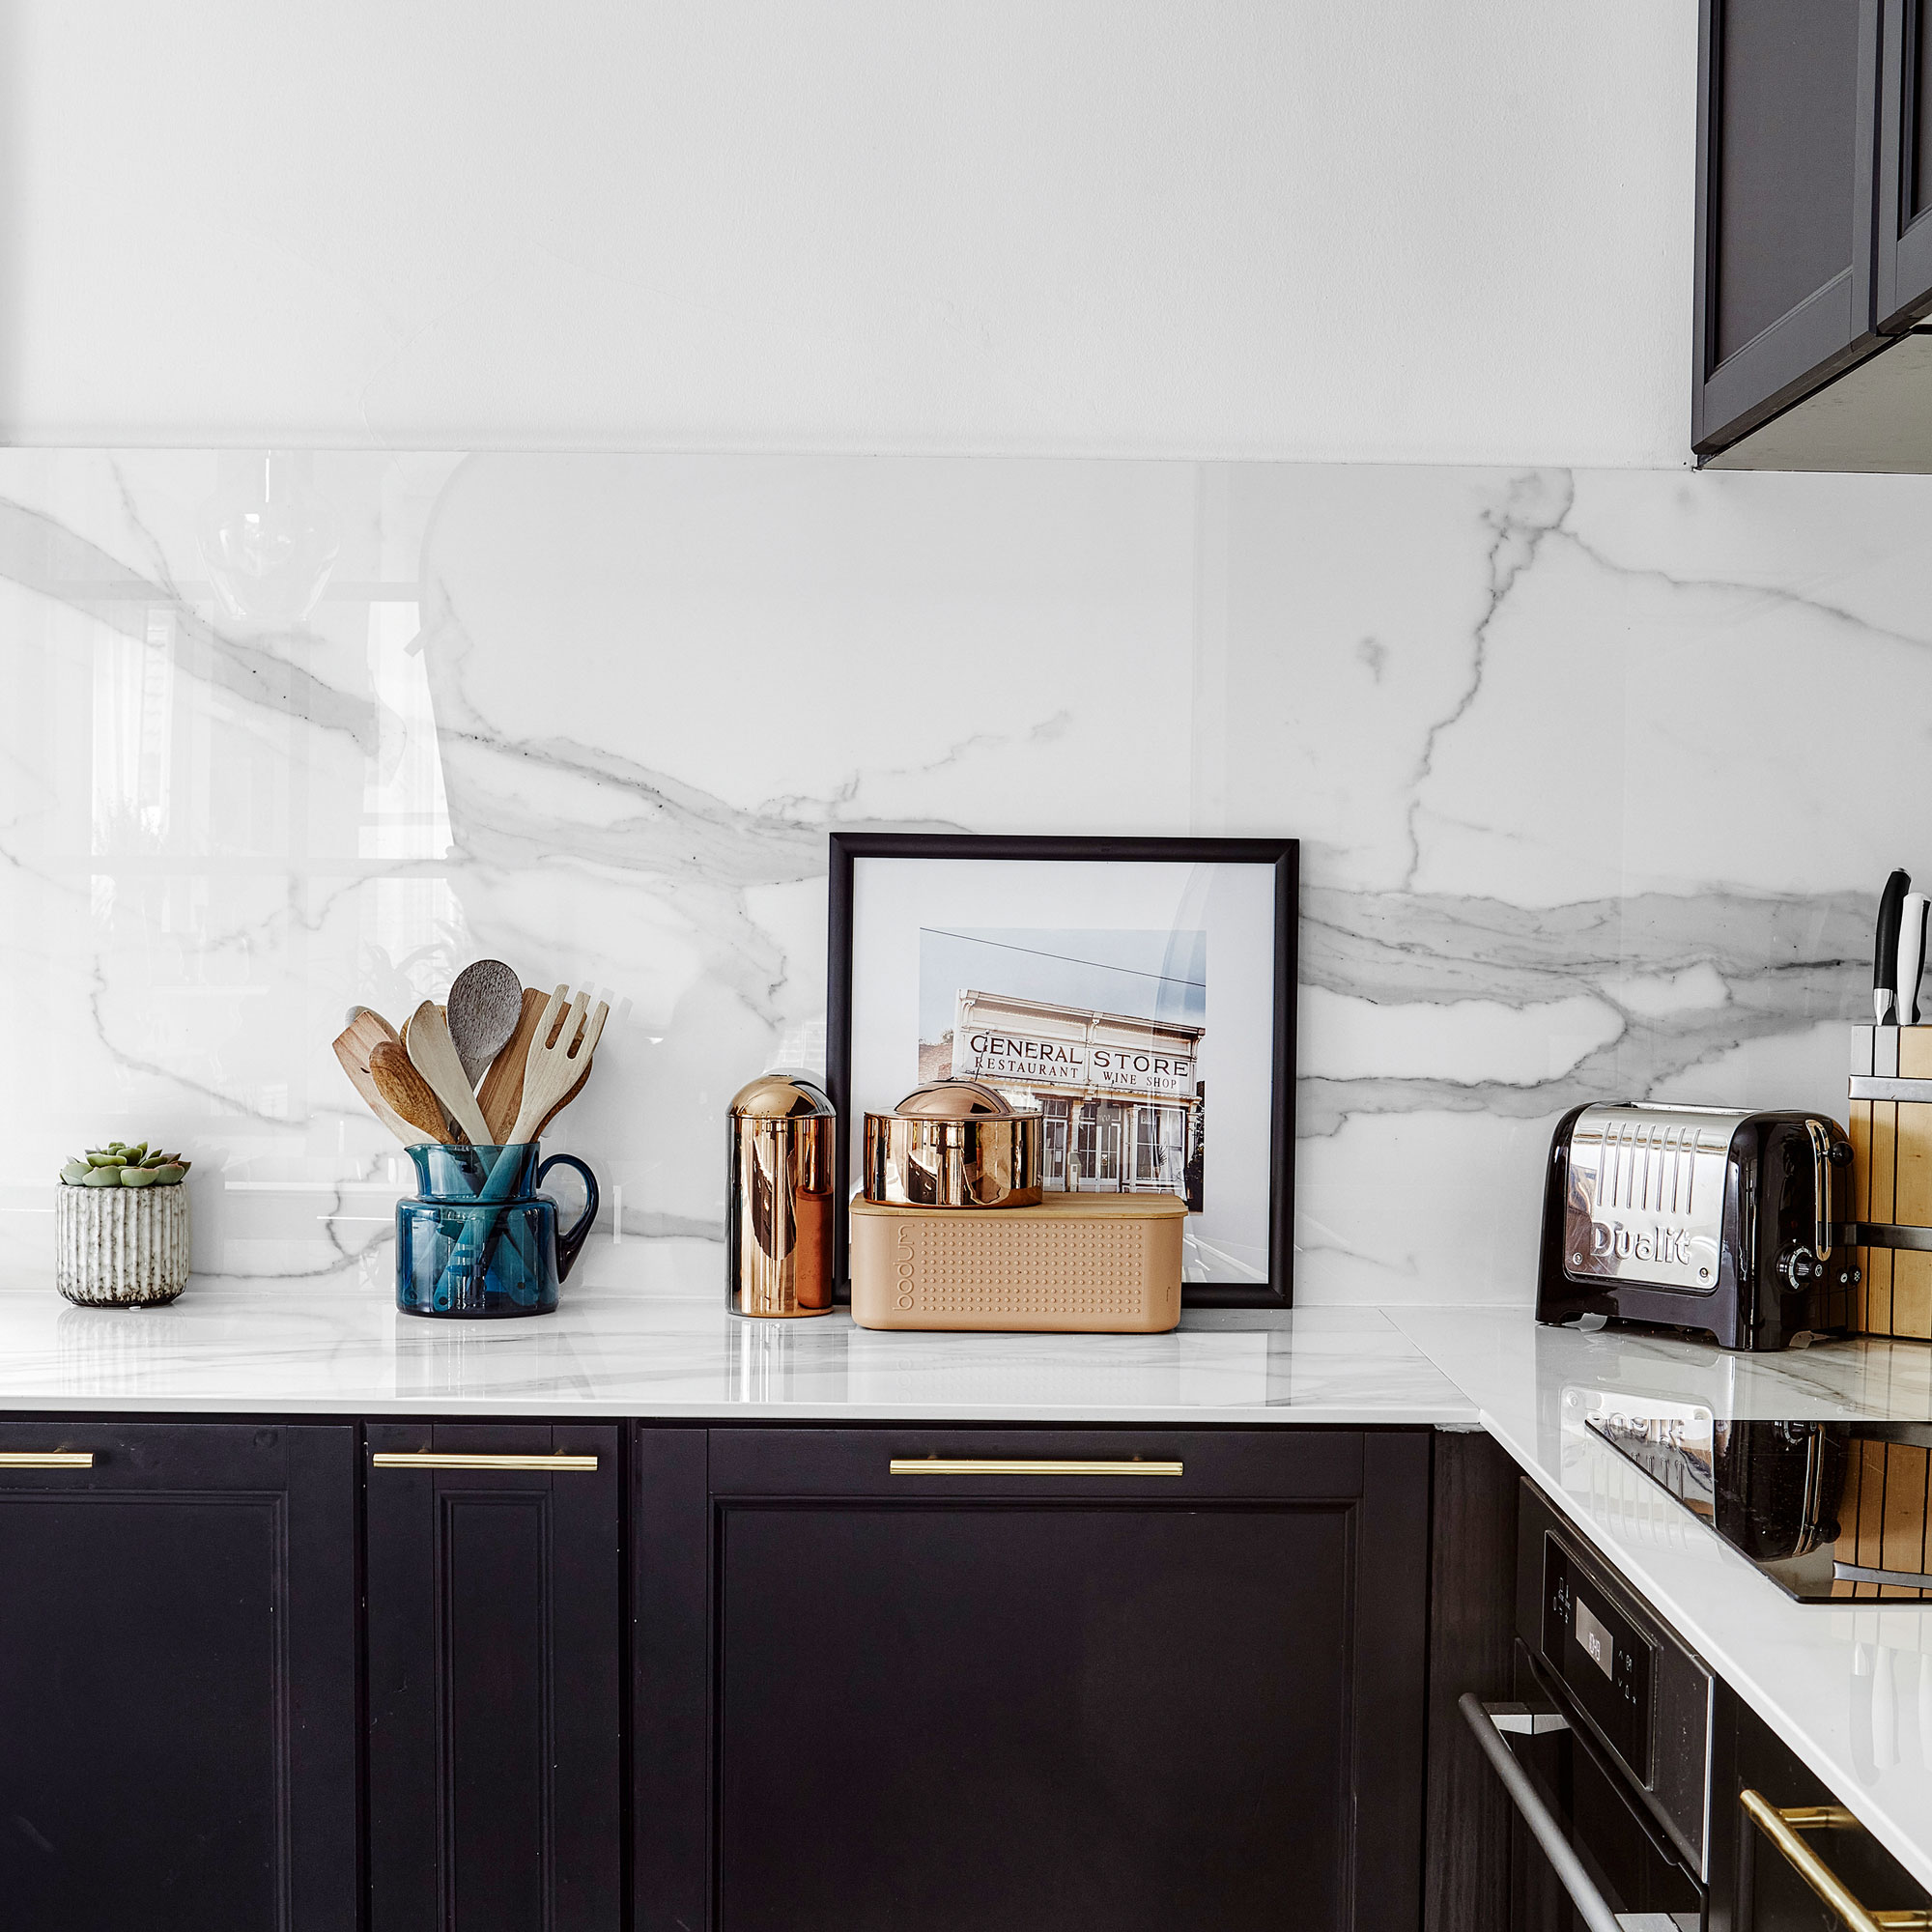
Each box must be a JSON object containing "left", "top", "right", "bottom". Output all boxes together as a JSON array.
[
  {"left": 1388, "top": 1306, "right": 1932, "bottom": 1896},
  {"left": 0, "top": 1278, "right": 1477, "bottom": 1423},
  {"left": 7, "top": 1273, "right": 1932, "bottom": 1890}
]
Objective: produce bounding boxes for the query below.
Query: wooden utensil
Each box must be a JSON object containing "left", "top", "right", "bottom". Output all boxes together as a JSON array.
[
  {"left": 505, "top": 986, "right": 605, "bottom": 1144},
  {"left": 447, "top": 958, "right": 524, "bottom": 1086},
  {"left": 405, "top": 1001, "right": 493, "bottom": 1144},
  {"left": 369, "top": 1040, "right": 455, "bottom": 1143},
  {"left": 477, "top": 987, "right": 551, "bottom": 1144},
  {"left": 332, "top": 1009, "right": 417, "bottom": 1145},
  {"left": 530, "top": 998, "right": 609, "bottom": 1138}
]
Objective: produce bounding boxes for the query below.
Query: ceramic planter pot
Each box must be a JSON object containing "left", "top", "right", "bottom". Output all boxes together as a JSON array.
[{"left": 55, "top": 1183, "right": 190, "bottom": 1306}]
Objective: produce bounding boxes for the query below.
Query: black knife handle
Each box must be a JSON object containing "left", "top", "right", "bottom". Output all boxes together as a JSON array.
[{"left": 1876, "top": 868, "right": 1911, "bottom": 1014}]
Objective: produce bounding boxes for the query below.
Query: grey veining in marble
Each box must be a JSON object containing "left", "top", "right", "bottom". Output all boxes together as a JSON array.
[{"left": 0, "top": 452, "right": 1918, "bottom": 1300}]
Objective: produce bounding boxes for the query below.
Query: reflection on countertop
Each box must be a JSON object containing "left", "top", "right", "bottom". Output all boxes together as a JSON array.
[{"left": 0, "top": 1276, "right": 1477, "bottom": 1424}]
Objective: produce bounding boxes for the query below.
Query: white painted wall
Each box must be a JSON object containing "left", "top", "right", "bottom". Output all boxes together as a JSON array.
[{"left": 0, "top": 2, "right": 1696, "bottom": 464}]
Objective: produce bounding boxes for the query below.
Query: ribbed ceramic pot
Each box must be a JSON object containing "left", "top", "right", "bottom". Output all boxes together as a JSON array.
[{"left": 55, "top": 1184, "right": 191, "bottom": 1306}]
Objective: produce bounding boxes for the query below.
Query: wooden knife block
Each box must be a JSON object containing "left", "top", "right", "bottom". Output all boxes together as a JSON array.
[{"left": 1849, "top": 1024, "right": 1932, "bottom": 1341}]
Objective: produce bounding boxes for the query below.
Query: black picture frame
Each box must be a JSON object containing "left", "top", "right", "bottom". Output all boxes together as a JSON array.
[{"left": 825, "top": 832, "right": 1299, "bottom": 1308}]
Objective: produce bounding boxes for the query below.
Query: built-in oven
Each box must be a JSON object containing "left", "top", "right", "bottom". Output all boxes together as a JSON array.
[{"left": 1464, "top": 1483, "right": 1713, "bottom": 1932}]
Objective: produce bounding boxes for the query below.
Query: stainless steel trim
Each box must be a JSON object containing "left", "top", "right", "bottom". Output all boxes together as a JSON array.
[
  {"left": 1561, "top": 1104, "right": 1739, "bottom": 1292},
  {"left": 0, "top": 1451, "right": 94, "bottom": 1468},
  {"left": 369, "top": 1452, "right": 599, "bottom": 1471},
  {"left": 1835, "top": 1222, "right": 1932, "bottom": 1253},
  {"left": 1849, "top": 1076, "right": 1932, "bottom": 1101},
  {"left": 1833, "top": 1560, "right": 1932, "bottom": 1591},
  {"left": 1462, "top": 1692, "right": 1624, "bottom": 1932},
  {"left": 1488, "top": 1703, "right": 1572, "bottom": 1736},
  {"left": 887, "top": 1458, "right": 1183, "bottom": 1477}
]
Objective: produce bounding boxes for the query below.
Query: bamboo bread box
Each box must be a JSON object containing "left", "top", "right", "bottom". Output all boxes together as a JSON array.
[
  {"left": 848, "top": 1192, "right": 1185, "bottom": 1333},
  {"left": 1849, "top": 1023, "right": 1932, "bottom": 1341}
]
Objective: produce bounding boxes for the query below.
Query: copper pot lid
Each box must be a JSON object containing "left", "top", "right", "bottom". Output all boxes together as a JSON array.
[
  {"left": 728, "top": 1071, "right": 834, "bottom": 1120},
  {"left": 889, "top": 1079, "right": 1037, "bottom": 1120}
]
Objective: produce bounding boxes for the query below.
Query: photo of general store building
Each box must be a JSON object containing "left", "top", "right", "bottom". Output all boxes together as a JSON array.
[{"left": 923, "top": 988, "right": 1206, "bottom": 1208}]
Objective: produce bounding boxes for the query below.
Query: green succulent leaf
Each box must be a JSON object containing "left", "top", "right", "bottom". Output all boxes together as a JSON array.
[
  {"left": 59, "top": 1160, "right": 91, "bottom": 1184},
  {"left": 120, "top": 1165, "right": 162, "bottom": 1187},
  {"left": 80, "top": 1166, "right": 124, "bottom": 1187},
  {"left": 147, "top": 1164, "right": 185, "bottom": 1185}
]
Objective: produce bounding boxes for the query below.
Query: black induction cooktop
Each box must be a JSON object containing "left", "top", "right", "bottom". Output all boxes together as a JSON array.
[{"left": 1587, "top": 1407, "right": 1932, "bottom": 1604}]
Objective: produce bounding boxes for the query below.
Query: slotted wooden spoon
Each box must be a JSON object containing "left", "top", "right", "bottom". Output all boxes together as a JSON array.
[{"left": 505, "top": 986, "right": 608, "bottom": 1144}]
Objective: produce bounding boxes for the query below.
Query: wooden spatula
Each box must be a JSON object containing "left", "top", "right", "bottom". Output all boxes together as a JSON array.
[
  {"left": 477, "top": 986, "right": 551, "bottom": 1144},
  {"left": 332, "top": 1009, "right": 417, "bottom": 1145},
  {"left": 448, "top": 958, "right": 523, "bottom": 1086},
  {"left": 405, "top": 1000, "right": 493, "bottom": 1144},
  {"left": 369, "top": 1040, "right": 455, "bottom": 1143}
]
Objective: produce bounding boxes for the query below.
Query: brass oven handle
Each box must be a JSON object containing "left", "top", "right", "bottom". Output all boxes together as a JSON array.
[
  {"left": 0, "top": 1451, "right": 94, "bottom": 1468},
  {"left": 1740, "top": 1789, "right": 1932, "bottom": 1930},
  {"left": 889, "top": 1459, "right": 1183, "bottom": 1477},
  {"left": 370, "top": 1452, "right": 599, "bottom": 1471}
]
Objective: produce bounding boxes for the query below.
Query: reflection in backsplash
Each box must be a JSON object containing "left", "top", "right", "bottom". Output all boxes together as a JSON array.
[{"left": 0, "top": 452, "right": 1919, "bottom": 1297}]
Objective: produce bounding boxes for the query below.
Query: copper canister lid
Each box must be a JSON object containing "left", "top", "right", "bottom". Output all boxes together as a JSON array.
[
  {"left": 862, "top": 1079, "right": 1043, "bottom": 1208},
  {"left": 729, "top": 1071, "right": 835, "bottom": 1120}
]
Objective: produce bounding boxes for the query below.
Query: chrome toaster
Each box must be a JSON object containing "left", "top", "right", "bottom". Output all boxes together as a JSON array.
[{"left": 1536, "top": 1103, "right": 1858, "bottom": 1351}]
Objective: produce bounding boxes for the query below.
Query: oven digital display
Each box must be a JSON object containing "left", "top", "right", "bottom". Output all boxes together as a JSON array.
[{"left": 1576, "top": 1597, "right": 1615, "bottom": 1680}]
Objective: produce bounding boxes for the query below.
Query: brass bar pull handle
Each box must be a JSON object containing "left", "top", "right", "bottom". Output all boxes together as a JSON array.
[
  {"left": 0, "top": 1451, "right": 94, "bottom": 1468},
  {"left": 888, "top": 1459, "right": 1183, "bottom": 1477},
  {"left": 1740, "top": 1790, "right": 1932, "bottom": 1930},
  {"left": 370, "top": 1452, "right": 599, "bottom": 1471}
]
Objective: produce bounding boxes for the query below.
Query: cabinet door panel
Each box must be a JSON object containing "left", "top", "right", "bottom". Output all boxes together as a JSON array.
[
  {"left": 1877, "top": 0, "right": 1932, "bottom": 321},
  {"left": 366, "top": 1421, "right": 621, "bottom": 1932},
  {"left": 0, "top": 1418, "right": 357, "bottom": 1932},
  {"left": 680, "top": 1425, "right": 1429, "bottom": 1932},
  {"left": 1694, "top": 0, "right": 1883, "bottom": 453}
]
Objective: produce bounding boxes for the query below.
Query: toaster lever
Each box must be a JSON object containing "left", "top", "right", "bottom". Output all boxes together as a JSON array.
[{"left": 1805, "top": 1120, "right": 1834, "bottom": 1263}]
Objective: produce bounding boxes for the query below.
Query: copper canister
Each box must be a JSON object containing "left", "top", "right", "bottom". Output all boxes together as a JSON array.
[
  {"left": 726, "top": 1073, "right": 836, "bottom": 1318},
  {"left": 863, "top": 1079, "right": 1043, "bottom": 1208}
]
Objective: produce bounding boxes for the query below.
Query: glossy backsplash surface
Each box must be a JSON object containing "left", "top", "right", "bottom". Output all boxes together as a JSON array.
[{"left": 0, "top": 452, "right": 1917, "bottom": 1295}]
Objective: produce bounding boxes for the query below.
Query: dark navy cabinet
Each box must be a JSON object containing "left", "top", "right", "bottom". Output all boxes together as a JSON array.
[
  {"left": 0, "top": 1419, "right": 359, "bottom": 1930},
  {"left": 633, "top": 1424, "right": 1434, "bottom": 1932}
]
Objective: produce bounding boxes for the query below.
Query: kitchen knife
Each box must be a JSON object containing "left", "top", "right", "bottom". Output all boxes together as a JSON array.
[
  {"left": 1875, "top": 868, "right": 1912, "bottom": 1023},
  {"left": 1900, "top": 892, "right": 1929, "bottom": 1025}
]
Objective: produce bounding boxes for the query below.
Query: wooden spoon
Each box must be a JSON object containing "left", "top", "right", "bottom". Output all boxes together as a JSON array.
[
  {"left": 404, "top": 1001, "right": 493, "bottom": 1144},
  {"left": 447, "top": 959, "right": 524, "bottom": 1087},
  {"left": 332, "top": 1009, "right": 416, "bottom": 1145},
  {"left": 369, "top": 1040, "right": 455, "bottom": 1143},
  {"left": 477, "top": 987, "right": 551, "bottom": 1144}
]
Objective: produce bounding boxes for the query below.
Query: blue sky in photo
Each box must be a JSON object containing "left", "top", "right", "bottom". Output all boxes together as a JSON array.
[{"left": 918, "top": 927, "right": 1208, "bottom": 1043}]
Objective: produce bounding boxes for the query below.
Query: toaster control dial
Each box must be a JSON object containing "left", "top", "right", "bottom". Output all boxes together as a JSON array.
[{"left": 1778, "top": 1245, "right": 1820, "bottom": 1288}]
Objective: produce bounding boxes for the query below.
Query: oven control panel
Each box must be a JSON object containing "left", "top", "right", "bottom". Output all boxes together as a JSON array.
[{"left": 1542, "top": 1535, "right": 1655, "bottom": 1783}]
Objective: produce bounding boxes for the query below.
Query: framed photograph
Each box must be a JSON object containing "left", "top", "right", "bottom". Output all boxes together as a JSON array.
[{"left": 826, "top": 834, "right": 1298, "bottom": 1307}]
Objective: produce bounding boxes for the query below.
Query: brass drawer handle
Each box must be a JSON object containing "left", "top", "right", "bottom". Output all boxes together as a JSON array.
[
  {"left": 0, "top": 1451, "right": 94, "bottom": 1468},
  {"left": 1741, "top": 1789, "right": 1932, "bottom": 1930},
  {"left": 888, "top": 1459, "right": 1183, "bottom": 1477},
  {"left": 370, "top": 1452, "right": 599, "bottom": 1471}
]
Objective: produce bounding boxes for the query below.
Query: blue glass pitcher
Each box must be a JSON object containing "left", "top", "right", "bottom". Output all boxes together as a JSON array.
[{"left": 395, "top": 1143, "right": 599, "bottom": 1318}]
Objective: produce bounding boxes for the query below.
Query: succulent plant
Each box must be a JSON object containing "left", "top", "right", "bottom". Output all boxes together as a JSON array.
[{"left": 59, "top": 1142, "right": 190, "bottom": 1188}]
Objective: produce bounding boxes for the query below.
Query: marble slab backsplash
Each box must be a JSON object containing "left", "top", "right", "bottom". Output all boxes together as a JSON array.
[{"left": 0, "top": 451, "right": 1910, "bottom": 1301}]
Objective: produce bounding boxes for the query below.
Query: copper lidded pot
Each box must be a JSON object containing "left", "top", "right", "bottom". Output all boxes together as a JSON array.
[
  {"left": 726, "top": 1073, "right": 836, "bottom": 1318},
  {"left": 863, "top": 1079, "right": 1043, "bottom": 1209}
]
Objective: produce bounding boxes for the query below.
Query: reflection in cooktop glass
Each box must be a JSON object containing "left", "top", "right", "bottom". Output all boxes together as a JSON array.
[{"left": 1587, "top": 1409, "right": 1932, "bottom": 1604}]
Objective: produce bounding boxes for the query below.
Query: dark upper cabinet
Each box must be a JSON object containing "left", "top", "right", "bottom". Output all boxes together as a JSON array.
[
  {"left": 0, "top": 1418, "right": 358, "bottom": 1931},
  {"left": 1877, "top": 0, "right": 1932, "bottom": 322},
  {"left": 365, "top": 1421, "right": 623, "bottom": 1932},
  {"left": 1694, "top": 0, "right": 1884, "bottom": 455},
  {"left": 633, "top": 1425, "right": 1431, "bottom": 1932}
]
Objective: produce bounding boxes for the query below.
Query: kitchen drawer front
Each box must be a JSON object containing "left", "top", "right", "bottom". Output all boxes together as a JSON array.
[
  {"left": 0, "top": 1414, "right": 303, "bottom": 1488},
  {"left": 707, "top": 1424, "right": 1370, "bottom": 1499}
]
